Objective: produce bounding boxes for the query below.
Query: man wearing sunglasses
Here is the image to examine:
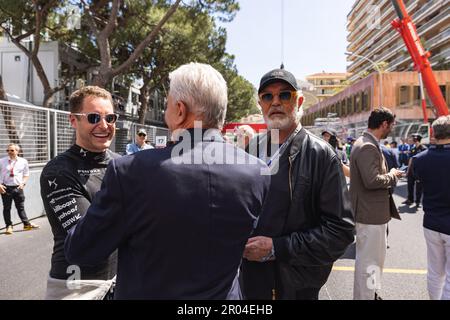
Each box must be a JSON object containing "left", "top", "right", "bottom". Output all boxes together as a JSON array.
[
  {"left": 241, "top": 67, "right": 355, "bottom": 300},
  {"left": 126, "top": 128, "right": 153, "bottom": 155},
  {"left": 40, "top": 86, "right": 120, "bottom": 299},
  {"left": 0, "top": 144, "right": 39, "bottom": 235}
]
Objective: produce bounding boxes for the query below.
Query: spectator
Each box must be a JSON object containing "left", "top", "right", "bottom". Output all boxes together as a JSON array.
[
  {"left": 40, "top": 86, "right": 120, "bottom": 299},
  {"left": 390, "top": 141, "right": 400, "bottom": 166},
  {"left": 241, "top": 67, "right": 354, "bottom": 300},
  {"left": 398, "top": 138, "right": 410, "bottom": 166},
  {"left": 350, "top": 107, "right": 403, "bottom": 300},
  {"left": 322, "top": 129, "right": 350, "bottom": 177},
  {"left": 404, "top": 134, "right": 427, "bottom": 207},
  {"left": 381, "top": 142, "right": 399, "bottom": 171},
  {"left": 0, "top": 144, "right": 39, "bottom": 235},
  {"left": 413, "top": 116, "right": 450, "bottom": 300},
  {"left": 235, "top": 125, "right": 256, "bottom": 150},
  {"left": 64, "top": 63, "right": 270, "bottom": 299},
  {"left": 346, "top": 137, "right": 356, "bottom": 160},
  {"left": 126, "top": 128, "right": 153, "bottom": 155}
]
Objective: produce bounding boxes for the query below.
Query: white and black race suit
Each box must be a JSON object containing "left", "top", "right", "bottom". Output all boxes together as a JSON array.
[{"left": 40, "top": 144, "right": 119, "bottom": 281}]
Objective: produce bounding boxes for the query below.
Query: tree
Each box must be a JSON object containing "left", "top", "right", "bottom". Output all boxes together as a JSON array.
[
  {"left": 80, "top": 0, "right": 182, "bottom": 88},
  {"left": 104, "top": 1, "right": 246, "bottom": 124},
  {"left": 0, "top": 0, "right": 183, "bottom": 106},
  {"left": 0, "top": 0, "right": 71, "bottom": 107},
  {"left": 125, "top": 7, "right": 231, "bottom": 123},
  {"left": 214, "top": 56, "right": 259, "bottom": 123}
]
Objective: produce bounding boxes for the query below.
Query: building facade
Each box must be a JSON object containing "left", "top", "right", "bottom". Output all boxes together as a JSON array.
[
  {"left": 347, "top": 0, "right": 449, "bottom": 82},
  {"left": 305, "top": 72, "right": 350, "bottom": 102},
  {"left": 303, "top": 71, "right": 450, "bottom": 140}
]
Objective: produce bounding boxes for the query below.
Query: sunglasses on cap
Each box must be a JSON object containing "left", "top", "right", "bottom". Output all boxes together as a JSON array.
[
  {"left": 259, "top": 91, "right": 296, "bottom": 104},
  {"left": 72, "top": 112, "right": 119, "bottom": 124}
]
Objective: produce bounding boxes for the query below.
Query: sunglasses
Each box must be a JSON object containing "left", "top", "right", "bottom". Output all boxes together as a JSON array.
[
  {"left": 138, "top": 133, "right": 146, "bottom": 137},
  {"left": 72, "top": 112, "right": 119, "bottom": 124},
  {"left": 6, "top": 149, "right": 15, "bottom": 152},
  {"left": 259, "top": 91, "right": 296, "bottom": 104}
]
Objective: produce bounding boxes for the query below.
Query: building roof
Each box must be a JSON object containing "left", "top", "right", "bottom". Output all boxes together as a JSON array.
[{"left": 306, "top": 72, "right": 350, "bottom": 79}]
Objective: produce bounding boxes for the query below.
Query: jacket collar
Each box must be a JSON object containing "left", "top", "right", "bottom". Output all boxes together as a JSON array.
[
  {"left": 69, "top": 144, "right": 110, "bottom": 163},
  {"left": 363, "top": 131, "right": 380, "bottom": 145},
  {"left": 171, "top": 128, "right": 224, "bottom": 145}
]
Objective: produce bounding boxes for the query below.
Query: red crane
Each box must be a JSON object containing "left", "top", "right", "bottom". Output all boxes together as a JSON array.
[{"left": 390, "top": 0, "right": 449, "bottom": 122}]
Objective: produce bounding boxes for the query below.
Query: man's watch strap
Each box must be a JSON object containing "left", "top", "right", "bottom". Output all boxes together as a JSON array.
[{"left": 261, "top": 245, "right": 275, "bottom": 262}]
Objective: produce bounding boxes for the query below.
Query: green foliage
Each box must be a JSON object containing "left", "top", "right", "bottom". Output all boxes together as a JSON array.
[
  {"left": 0, "top": 0, "right": 257, "bottom": 121},
  {"left": 213, "top": 55, "right": 258, "bottom": 122}
]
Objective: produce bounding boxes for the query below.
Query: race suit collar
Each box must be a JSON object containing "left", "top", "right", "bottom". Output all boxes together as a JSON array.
[{"left": 70, "top": 144, "right": 109, "bottom": 162}]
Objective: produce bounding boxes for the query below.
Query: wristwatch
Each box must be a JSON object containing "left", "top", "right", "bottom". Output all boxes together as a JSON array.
[{"left": 260, "top": 246, "right": 275, "bottom": 262}]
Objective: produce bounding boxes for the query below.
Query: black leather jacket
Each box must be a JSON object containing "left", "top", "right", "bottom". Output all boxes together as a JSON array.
[{"left": 243, "top": 128, "right": 355, "bottom": 298}]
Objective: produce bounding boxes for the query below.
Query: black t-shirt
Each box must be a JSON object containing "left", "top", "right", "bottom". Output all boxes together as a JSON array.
[
  {"left": 254, "top": 143, "right": 290, "bottom": 237},
  {"left": 40, "top": 145, "right": 120, "bottom": 280},
  {"left": 243, "top": 141, "right": 291, "bottom": 299}
]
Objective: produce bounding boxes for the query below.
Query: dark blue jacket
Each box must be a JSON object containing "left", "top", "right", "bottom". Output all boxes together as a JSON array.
[
  {"left": 64, "top": 129, "right": 270, "bottom": 299},
  {"left": 413, "top": 144, "right": 450, "bottom": 235},
  {"left": 381, "top": 145, "right": 399, "bottom": 170}
]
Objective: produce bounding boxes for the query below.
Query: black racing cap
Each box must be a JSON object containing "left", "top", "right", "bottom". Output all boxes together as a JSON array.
[{"left": 258, "top": 68, "right": 299, "bottom": 93}]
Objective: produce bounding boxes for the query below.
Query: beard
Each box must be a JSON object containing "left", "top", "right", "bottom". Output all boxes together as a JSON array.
[
  {"left": 381, "top": 128, "right": 391, "bottom": 139},
  {"left": 264, "top": 112, "right": 297, "bottom": 131}
]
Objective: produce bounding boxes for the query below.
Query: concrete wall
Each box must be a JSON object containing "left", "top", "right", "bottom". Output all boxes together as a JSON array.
[{"left": 0, "top": 166, "right": 45, "bottom": 229}]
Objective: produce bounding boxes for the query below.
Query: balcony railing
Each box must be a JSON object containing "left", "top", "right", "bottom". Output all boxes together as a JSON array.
[
  {"left": 348, "top": 0, "right": 443, "bottom": 67},
  {"left": 426, "top": 27, "right": 450, "bottom": 49},
  {"left": 349, "top": 2, "right": 449, "bottom": 74}
]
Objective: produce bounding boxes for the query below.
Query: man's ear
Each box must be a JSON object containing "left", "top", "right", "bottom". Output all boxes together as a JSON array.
[
  {"left": 69, "top": 114, "right": 78, "bottom": 129},
  {"left": 176, "top": 100, "right": 188, "bottom": 125}
]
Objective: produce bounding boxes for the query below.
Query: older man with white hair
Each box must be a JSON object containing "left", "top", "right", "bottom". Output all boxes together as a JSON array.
[{"left": 64, "top": 63, "right": 270, "bottom": 299}]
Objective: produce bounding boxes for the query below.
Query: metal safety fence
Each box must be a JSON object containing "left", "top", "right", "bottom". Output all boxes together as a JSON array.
[{"left": 0, "top": 100, "right": 169, "bottom": 166}]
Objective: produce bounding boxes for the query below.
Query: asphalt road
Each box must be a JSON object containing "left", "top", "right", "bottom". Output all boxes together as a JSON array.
[
  {"left": 320, "top": 179, "right": 429, "bottom": 300},
  {"left": 0, "top": 179, "right": 429, "bottom": 300}
]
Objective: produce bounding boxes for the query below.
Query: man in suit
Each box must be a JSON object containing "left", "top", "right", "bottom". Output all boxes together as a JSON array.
[
  {"left": 64, "top": 63, "right": 270, "bottom": 299},
  {"left": 350, "top": 107, "right": 404, "bottom": 300}
]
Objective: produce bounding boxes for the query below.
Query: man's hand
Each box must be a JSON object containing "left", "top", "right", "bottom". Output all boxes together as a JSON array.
[
  {"left": 18, "top": 183, "right": 25, "bottom": 190},
  {"left": 243, "top": 236, "right": 273, "bottom": 262},
  {"left": 0, "top": 185, "right": 6, "bottom": 194},
  {"left": 390, "top": 168, "right": 404, "bottom": 178}
]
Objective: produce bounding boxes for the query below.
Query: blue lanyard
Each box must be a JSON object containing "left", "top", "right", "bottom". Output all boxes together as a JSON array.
[{"left": 266, "top": 124, "right": 302, "bottom": 168}]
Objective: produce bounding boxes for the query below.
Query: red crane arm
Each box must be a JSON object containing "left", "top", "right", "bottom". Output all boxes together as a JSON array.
[{"left": 390, "top": 0, "right": 449, "bottom": 117}]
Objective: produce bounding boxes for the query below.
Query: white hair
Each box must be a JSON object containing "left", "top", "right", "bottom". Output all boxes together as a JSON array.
[{"left": 169, "top": 63, "right": 228, "bottom": 129}]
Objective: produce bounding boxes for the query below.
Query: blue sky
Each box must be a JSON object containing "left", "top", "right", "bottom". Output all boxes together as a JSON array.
[{"left": 219, "top": 0, "right": 356, "bottom": 87}]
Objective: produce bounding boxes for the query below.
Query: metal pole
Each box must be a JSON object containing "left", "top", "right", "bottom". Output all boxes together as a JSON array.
[
  {"left": 281, "top": 0, "right": 285, "bottom": 67},
  {"left": 418, "top": 72, "right": 429, "bottom": 124},
  {"left": 346, "top": 52, "right": 383, "bottom": 107}
]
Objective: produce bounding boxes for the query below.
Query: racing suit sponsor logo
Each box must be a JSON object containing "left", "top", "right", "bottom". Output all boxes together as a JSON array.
[
  {"left": 46, "top": 187, "right": 73, "bottom": 199},
  {"left": 77, "top": 169, "right": 102, "bottom": 176},
  {"left": 52, "top": 198, "right": 76, "bottom": 214},
  {"left": 48, "top": 178, "right": 58, "bottom": 189},
  {"left": 49, "top": 193, "right": 75, "bottom": 205},
  {"left": 58, "top": 205, "right": 78, "bottom": 222},
  {"left": 61, "top": 213, "right": 81, "bottom": 229}
]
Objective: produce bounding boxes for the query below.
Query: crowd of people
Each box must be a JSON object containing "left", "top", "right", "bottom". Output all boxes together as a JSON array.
[{"left": 2, "top": 62, "right": 449, "bottom": 301}]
